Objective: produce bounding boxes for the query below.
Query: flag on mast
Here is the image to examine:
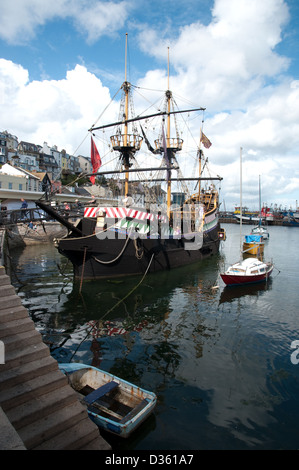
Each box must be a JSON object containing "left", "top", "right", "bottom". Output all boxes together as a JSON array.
[
  {"left": 200, "top": 130, "right": 212, "bottom": 149},
  {"left": 90, "top": 136, "right": 102, "bottom": 184}
]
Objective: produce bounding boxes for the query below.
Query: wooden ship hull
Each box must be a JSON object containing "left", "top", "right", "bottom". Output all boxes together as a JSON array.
[
  {"left": 37, "top": 199, "right": 222, "bottom": 280},
  {"left": 58, "top": 211, "right": 221, "bottom": 280}
]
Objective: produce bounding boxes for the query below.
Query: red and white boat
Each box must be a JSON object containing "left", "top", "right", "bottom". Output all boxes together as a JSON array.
[
  {"left": 220, "top": 257, "right": 273, "bottom": 286},
  {"left": 261, "top": 206, "right": 274, "bottom": 222},
  {"left": 221, "top": 148, "right": 274, "bottom": 287}
]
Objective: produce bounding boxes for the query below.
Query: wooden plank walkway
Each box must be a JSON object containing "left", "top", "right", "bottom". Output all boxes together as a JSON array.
[{"left": 0, "top": 264, "right": 110, "bottom": 450}]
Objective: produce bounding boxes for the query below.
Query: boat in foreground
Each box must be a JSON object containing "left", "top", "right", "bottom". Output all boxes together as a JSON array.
[
  {"left": 220, "top": 257, "right": 273, "bottom": 286},
  {"left": 59, "top": 363, "right": 157, "bottom": 438}
]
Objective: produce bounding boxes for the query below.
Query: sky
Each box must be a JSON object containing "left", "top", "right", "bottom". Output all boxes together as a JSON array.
[{"left": 1, "top": 0, "right": 299, "bottom": 211}]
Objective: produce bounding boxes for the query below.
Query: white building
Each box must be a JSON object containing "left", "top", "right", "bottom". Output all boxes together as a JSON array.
[
  {"left": 78, "top": 155, "right": 92, "bottom": 174},
  {"left": 0, "top": 163, "right": 40, "bottom": 192}
]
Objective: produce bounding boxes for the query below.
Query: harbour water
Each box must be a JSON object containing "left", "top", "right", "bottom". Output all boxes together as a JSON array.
[{"left": 9, "top": 223, "right": 299, "bottom": 450}]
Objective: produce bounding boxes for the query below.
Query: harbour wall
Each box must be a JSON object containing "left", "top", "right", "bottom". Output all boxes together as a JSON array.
[
  {"left": 219, "top": 216, "right": 284, "bottom": 225},
  {"left": 0, "top": 228, "right": 111, "bottom": 450}
]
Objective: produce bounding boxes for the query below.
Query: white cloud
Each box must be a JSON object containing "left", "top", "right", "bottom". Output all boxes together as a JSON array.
[
  {"left": 137, "top": 0, "right": 290, "bottom": 110},
  {"left": 0, "top": 60, "right": 115, "bottom": 155},
  {"left": 72, "top": 1, "right": 131, "bottom": 44},
  {"left": 0, "top": 59, "right": 29, "bottom": 92},
  {"left": 0, "top": 0, "right": 131, "bottom": 45},
  {"left": 135, "top": 0, "right": 299, "bottom": 209},
  {"left": 0, "top": 0, "right": 298, "bottom": 210},
  {"left": 0, "top": 0, "right": 67, "bottom": 44}
]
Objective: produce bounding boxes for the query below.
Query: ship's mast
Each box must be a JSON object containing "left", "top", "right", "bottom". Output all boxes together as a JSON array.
[
  {"left": 198, "top": 149, "right": 202, "bottom": 196},
  {"left": 124, "top": 33, "right": 129, "bottom": 195},
  {"left": 198, "top": 123, "right": 203, "bottom": 198},
  {"left": 110, "top": 33, "right": 142, "bottom": 197},
  {"left": 166, "top": 48, "right": 172, "bottom": 217},
  {"left": 155, "top": 48, "right": 183, "bottom": 218}
]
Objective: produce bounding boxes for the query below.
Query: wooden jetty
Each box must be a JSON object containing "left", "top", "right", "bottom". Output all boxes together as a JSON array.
[{"left": 0, "top": 230, "right": 110, "bottom": 450}]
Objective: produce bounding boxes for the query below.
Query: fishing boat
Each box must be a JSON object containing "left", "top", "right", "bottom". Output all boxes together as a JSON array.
[
  {"left": 220, "top": 148, "right": 273, "bottom": 286},
  {"left": 36, "top": 37, "right": 224, "bottom": 280},
  {"left": 234, "top": 207, "right": 259, "bottom": 223},
  {"left": 220, "top": 257, "right": 273, "bottom": 286},
  {"left": 261, "top": 205, "right": 274, "bottom": 223},
  {"left": 282, "top": 211, "right": 299, "bottom": 226},
  {"left": 242, "top": 234, "right": 264, "bottom": 256},
  {"left": 59, "top": 363, "right": 157, "bottom": 438}
]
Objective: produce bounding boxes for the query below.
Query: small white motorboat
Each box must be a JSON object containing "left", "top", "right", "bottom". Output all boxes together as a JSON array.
[{"left": 220, "top": 257, "right": 274, "bottom": 286}]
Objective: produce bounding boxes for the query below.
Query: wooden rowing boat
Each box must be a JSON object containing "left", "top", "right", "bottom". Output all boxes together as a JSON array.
[{"left": 59, "top": 363, "right": 157, "bottom": 438}]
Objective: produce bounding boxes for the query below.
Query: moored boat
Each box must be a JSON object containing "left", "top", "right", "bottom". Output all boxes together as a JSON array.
[
  {"left": 59, "top": 363, "right": 157, "bottom": 438},
  {"left": 7, "top": 221, "right": 67, "bottom": 247},
  {"left": 250, "top": 177, "right": 270, "bottom": 239},
  {"left": 282, "top": 211, "right": 299, "bottom": 226},
  {"left": 261, "top": 206, "right": 274, "bottom": 223},
  {"left": 234, "top": 211, "right": 260, "bottom": 223},
  {"left": 220, "top": 257, "right": 273, "bottom": 286},
  {"left": 220, "top": 148, "right": 273, "bottom": 287},
  {"left": 250, "top": 224, "right": 269, "bottom": 240},
  {"left": 242, "top": 234, "right": 264, "bottom": 256}
]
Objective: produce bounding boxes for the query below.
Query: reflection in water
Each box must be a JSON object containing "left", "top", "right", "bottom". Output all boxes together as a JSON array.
[
  {"left": 9, "top": 225, "right": 299, "bottom": 450},
  {"left": 219, "top": 279, "right": 273, "bottom": 304}
]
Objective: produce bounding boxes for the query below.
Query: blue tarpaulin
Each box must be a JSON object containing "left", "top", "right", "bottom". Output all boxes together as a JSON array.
[{"left": 245, "top": 234, "right": 262, "bottom": 243}]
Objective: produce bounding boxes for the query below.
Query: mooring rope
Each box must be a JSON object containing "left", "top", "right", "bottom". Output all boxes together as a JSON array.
[
  {"left": 133, "top": 238, "right": 144, "bottom": 259},
  {"left": 92, "top": 235, "right": 131, "bottom": 264},
  {"left": 69, "top": 253, "right": 155, "bottom": 362},
  {"left": 79, "top": 247, "right": 87, "bottom": 293}
]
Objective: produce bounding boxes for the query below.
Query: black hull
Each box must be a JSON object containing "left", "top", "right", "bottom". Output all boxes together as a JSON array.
[{"left": 58, "top": 224, "right": 221, "bottom": 280}]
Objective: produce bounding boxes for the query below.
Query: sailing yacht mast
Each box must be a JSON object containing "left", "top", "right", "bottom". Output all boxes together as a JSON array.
[{"left": 240, "top": 146, "right": 243, "bottom": 258}]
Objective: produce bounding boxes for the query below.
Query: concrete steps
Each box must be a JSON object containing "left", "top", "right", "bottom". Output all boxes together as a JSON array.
[{"left": 0, "top": 265, "right": 110, "bottom": 450}]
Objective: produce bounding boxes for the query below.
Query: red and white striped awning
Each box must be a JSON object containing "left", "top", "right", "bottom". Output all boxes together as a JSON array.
[{"left": 84, "top": 206, "right": 167, "bottom": 222}]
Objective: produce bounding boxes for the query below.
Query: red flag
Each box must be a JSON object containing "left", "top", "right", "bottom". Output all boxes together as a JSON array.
[
  {"left": 90, "top": 136, "right": 102, "bottom": 184},
  {"left": 200, "top": 130, "right": 212, "bottom": 149}
]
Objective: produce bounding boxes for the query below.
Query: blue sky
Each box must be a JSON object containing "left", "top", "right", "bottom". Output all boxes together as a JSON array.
[{"left": 1, "top": 0, "right": 299, "bottom": 211}]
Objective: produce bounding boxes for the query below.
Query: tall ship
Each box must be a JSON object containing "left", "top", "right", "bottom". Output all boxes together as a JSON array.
[{"left": 37, "top": 38, "right": 224, "bottom": 280}]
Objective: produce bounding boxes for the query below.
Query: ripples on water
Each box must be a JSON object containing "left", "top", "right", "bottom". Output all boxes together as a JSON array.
[{"left": 10, "top": 224, "right": 299, "bottom": 450}]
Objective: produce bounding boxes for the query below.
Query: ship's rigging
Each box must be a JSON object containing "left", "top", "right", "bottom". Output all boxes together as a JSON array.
[
  {"left": 35, "top": 34, "right": 225, "bottom": 282},
  {"left": 61, "top": 34, "right": 220, "bottom": 216}
]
